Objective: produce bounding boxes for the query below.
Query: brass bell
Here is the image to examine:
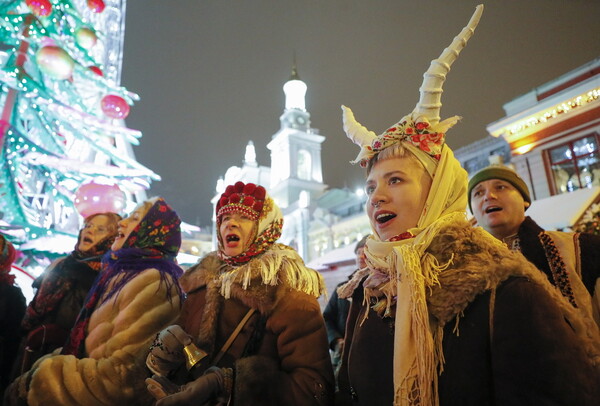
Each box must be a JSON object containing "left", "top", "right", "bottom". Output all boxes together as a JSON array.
[{"left": 183, "top": 342, "right": 208, "bottom": 370}]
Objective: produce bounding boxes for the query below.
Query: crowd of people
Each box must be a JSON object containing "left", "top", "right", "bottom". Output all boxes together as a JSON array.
[{"left": 1, "top": 4, "right": 599, "bottom": 406}]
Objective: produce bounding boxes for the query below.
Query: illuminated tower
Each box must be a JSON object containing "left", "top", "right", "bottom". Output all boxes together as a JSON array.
[{"left": 267, "top": 64, "right": 327, "bottom": 209}]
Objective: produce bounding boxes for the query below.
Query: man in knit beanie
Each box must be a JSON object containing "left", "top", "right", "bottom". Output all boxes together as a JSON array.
[
  {"left": 468, "top": 165, "right": 532, "bottom": 242},
  {"left": 469, "top": 165, "right": 600, "bottom": 328}
]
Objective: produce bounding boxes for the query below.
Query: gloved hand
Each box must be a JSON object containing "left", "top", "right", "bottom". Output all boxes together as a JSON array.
[
  {"left": 146, "top": 325, "right": 193, "bottom": 376},
  {"left": 146, "top": 367, "right": 233, "bottom": 406},
  {"left": 3, "top": 368, "right": 34, "bottom": 406}
]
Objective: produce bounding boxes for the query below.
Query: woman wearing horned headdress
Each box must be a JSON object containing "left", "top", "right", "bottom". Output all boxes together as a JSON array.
[{"left": 335, "top": 5, "right": 600, "bottom": 406}]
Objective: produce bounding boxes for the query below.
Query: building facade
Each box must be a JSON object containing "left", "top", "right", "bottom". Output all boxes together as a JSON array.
[
  {"left": 487, "top": 58, "right": 600, "bottom": 201},
  {"left": 455, "top": 58, "right": 600, "bottom": 230}
]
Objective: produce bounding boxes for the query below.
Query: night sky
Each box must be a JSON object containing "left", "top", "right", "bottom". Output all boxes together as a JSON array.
[{"left": 120, "top": 0, "right": 600, "bottom": 227}]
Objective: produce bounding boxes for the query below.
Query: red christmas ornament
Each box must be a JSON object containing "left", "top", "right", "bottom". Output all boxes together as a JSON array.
[
  {"left": 88, "top": 66, "right": 104, "bottom": 76},
  {"left": 101, "top": 94, "right": 130, "bottom": 119},
  {"left": 87, "top": 0, "right": 106, "bottom": 13},
  {"left": 26, "top": 0, "right": 52, "bottom": 17}
]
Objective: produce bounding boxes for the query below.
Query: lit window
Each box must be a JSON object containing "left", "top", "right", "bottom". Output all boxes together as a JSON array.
[{"left": 548, "top": 133, "right": 600, "bottom": 194}]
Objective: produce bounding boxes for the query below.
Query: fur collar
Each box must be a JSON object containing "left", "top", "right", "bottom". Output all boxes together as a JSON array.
[
  {"left": 180, "top": 244, "right": 324, "bottom": 316},
  {"left": 425, "top": 219, "right": 541, "bottom": 326}
]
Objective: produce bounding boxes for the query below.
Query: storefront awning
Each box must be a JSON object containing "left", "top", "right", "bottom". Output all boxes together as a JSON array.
[{"left": 527, "top": 186, "right": 600, "bottom": 231}]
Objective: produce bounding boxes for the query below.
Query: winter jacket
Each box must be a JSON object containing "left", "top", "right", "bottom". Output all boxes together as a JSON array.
[
  {"left": 0, "top": 283, "right": 26, "bottom": 399},
  {"left": 177, "top": 248, "right": 334, "bottom": 406},
  {"left": 17, "top": 268, "right": 181, "bottom": 406},
  {"left": 337, "top": 220, "right": 600, "bottom": 406},
  {"left": 517, "top": 216, "right": 600, "bottom": 326},
  {"left": 323, "top": 279, "right": 352, "bottom": 350},
  {"left": 12, "top": 256, "right": 99, "bottom": 378}
]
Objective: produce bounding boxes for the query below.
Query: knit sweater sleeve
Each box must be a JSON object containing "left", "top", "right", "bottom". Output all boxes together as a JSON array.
[{"left": 26, "top": 269, "right": 181, "bottom": 406}]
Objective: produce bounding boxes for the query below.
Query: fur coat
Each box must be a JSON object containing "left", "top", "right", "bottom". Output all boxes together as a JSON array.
[
  {"left": 11, "top": 268, "right": 181, "bottom": 406},
  {"left": 178, "top": 247, "right": 334, "bottom": 406},
  {"left": 337, "top": 219, "right": 600, "bottom": 406}
]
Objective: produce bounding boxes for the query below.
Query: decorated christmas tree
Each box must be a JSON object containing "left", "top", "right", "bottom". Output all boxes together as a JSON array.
[{"left": 0, "top": 0, "right": 158, "bottom": 268}]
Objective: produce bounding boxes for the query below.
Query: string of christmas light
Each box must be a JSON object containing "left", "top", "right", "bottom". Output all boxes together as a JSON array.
[{"left": 509, "top": 88, "right": 600, "bottom": 135}]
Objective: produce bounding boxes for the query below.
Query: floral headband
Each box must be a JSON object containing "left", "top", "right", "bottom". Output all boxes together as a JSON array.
[
  {"left": 342, "top": 5, "right": 483, "bottom": 166},
  {"left": 216, "top": 182, "right": 267, "bottom": 224}
]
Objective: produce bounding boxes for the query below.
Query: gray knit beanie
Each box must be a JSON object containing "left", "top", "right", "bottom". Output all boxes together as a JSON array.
[{"left": 467, "top": 166, "right": 531, "bottom": 212}]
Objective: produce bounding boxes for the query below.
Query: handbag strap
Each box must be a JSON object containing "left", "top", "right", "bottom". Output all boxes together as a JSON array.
[{"left": 212, "top": 307, "right": 256, "bottom": 366}]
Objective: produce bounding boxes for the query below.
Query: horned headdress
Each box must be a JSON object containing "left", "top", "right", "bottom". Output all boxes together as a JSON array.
[{"left": 342, "top": 4, "right": 484, "bottom": 167}]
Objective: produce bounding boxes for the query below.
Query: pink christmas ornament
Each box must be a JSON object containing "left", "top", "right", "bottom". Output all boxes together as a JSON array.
[
  {"left": 26, "top": 0, "right": 52, "bottom": 17},
  {"left": 74, "top": 182, "right": 125, "bottom": 218},
  {"left": 87, "top": 0, "right": 106, "bottom": 13},
  {"left": 101, "top": 94, "right": 130, "bottom": 119},
  {"left": 75, "top": 27, "right": 97, "bottom": 50},
  {"left": 35, "top": 46, "right": 74, "bottom": 80}
]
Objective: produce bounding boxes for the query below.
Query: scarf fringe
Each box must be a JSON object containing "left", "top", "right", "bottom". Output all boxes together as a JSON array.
[{"left": 219, "top": 244, "right": 325, "bottom": 299}]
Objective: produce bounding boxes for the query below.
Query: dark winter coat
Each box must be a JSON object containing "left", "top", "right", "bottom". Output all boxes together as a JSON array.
[
  {"left": 336, "top": 220, "right": 600, "bottom": 406},
  {"left": 178, "top": 250, "right": 335, "bottom": 406},
  {"left": 517, "top": 216, "right": 600, "bottom": 325},
  {"left": 323, "top": 279, "right": 352, "bottom": 349},
  {"left": 11, "top": 255, "right": 99, "bottom": 378},
  {"left": 0, "top": 283, "right": 26, "bottom": 399}
]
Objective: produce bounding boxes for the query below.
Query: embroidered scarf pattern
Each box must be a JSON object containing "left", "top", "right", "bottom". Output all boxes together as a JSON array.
[{"left": 21, "top": 235, "right": 115, "bottom": 332}]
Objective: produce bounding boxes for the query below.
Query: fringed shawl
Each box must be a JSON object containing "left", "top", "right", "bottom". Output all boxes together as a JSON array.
[{"left": 218, "top": 243, "right": 325, "bottom": 300}]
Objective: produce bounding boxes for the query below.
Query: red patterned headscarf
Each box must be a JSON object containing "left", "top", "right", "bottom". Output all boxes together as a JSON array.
[{"left": 216, "top": 182, "right": 283, "bottom": 266}]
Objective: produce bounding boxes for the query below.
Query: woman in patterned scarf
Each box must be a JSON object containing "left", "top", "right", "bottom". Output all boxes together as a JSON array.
[
  {"left": 11, "top": 212, "right": 121, "bottom": 378},
  {"left": 6, "top": 197, "right": 184, "bottom": 406},
  {"left": 144, "top": 181, "right": 334, "bottom": 406},
  {"left": 336, "top": 5, "right": 600, "bottom": 406}
]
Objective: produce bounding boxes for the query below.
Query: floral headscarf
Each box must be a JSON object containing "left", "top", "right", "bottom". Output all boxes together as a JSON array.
[
  {"left": 21, "top": 214, "right": 120, "bottom": 332},
  {"left": 0, "top": 234, "right": 17, "bottom": 285},
  {"left": 62, "top": 198, "right": 183, "bottom": 357},
  {"left": 216, "top": 182, "right": 283, "bottom": 266}
]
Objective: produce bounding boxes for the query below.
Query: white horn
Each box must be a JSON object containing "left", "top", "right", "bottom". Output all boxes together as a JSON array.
[
  {"left": 413, "top": 4, "right": 483, "bottom": 125},
  {"left": 341, "top": 105, "right": 377, "bottom": 148}
]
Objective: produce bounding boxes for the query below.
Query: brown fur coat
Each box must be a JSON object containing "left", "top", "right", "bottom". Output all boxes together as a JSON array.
[{"left": 178, "top": 246, "right": 334, "bottom": 406}]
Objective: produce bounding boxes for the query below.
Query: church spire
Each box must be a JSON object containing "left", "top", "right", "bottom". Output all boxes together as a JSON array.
[{"left": 283, "top": 59, "right": 307, "bottom": 111}]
